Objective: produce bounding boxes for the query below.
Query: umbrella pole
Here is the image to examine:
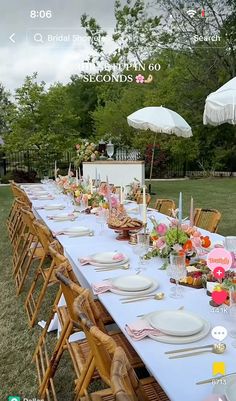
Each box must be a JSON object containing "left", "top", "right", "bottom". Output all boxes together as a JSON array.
[{"left": 148, "top": 133, "right": 157, "bottom": 194}]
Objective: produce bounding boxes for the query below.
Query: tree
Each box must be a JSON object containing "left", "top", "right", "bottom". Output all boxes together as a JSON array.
[
  {"left": 4, "top": 74, "right": 80, "bottom": 174},
  {"left": 0, "top": 83, "right": 15, "bottom": 138},
  {"left": 81, "top": 0, "right": 162, "bottom": 64}
]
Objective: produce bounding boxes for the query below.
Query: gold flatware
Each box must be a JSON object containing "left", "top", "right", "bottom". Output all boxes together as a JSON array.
[
  {"left": 165, "top": 343, "right": 215, "bottom": 355},
  {"left": 121, "top": 293, "right": 164, "bottom": 304},
  {"left": 121, "top": 292, "right": 164, "bottom": 301},
  {"left": 196, "top": 372, "right": 236, "bottom": 385},
  {"left": 168, "top": 343, "right": 226, "bottom": 359}
]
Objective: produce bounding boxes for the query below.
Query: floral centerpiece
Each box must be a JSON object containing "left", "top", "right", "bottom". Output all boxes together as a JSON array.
[
  {"left": 145, "top": 216, "right": 211, "bottom": 263},
  {"left": 56, "top": 173, "right": 78, "bottom": 194},
  {"left": 74, "top": 140, "right": 100, "bottom": 166},
  {"left": 126, "top": 178, "right": 141, "bottom": 201}
]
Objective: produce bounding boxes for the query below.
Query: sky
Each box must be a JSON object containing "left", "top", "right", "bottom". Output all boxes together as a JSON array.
[{"left": 0, "top": 0, "right": 122, "bottom": 93}]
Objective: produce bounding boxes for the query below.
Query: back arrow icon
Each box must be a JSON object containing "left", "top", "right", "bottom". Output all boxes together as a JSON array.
[{"left": 9, "top": 33, "right": 15, "bottom": 43}]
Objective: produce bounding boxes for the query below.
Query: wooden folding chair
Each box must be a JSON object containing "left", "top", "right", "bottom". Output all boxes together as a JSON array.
[
  {"left": 34, "top": 259, "right": 112, "bottom": 400},
  {"left": 75, "top": 307, "right": 169, "bottom": 401},
  {"left": 6, "top": 181, "right": 20, "bottom": 235},
  {"left": 135, "top": 193, "right": 151, "bottom": 206},
  {"left": 72, "top": 292, "right": 144, "bottom": 400},
  {"left": 194, "top": 208, "right": 221, "bottom": 232},
  {"left": 10, "top": 199, "right": 32, "bottom": 275},
  {"left": 36, "top": 270, "right": 142, "bottom": 400},
  {"left": 24, "top": 221, "right": 59, "bottom": 327},
  {"left": 13, "top": 207, "right": 42, "bottom": 294},
  {"left": 111, "top": 347, "right": 170, "bottom": 401},
  {"left": 154, "top": 199, "right": 176, "bottom": 216}
]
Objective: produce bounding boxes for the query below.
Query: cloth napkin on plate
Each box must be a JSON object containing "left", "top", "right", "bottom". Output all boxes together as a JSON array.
[
  {"left": 80, "top": 253, "right": 125, "bottom": 266},
  {"left": 201, "top": 395, "right": 226, "bottom": 401},
  {"left": 92, "top": 281, "right": 113, "bottom": 294},
  {"left": 125, "top": 318, "right": 162, "bottom": 341}
]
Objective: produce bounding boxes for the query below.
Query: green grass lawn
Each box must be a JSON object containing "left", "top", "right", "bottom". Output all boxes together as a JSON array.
[
  {"left": 0, "top": 178, "right": 236, "bottom": 399},
  {"left": 149, "top": 177, "right": 236, "bottom": 236}
]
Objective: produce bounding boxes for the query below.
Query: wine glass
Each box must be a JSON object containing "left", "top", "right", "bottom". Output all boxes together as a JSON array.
[
  {"left": 132, "top": 233, "right": 150, "bottom": 273},
  {"left": 106, "top": 141, "right": 114, "bottom": 160},
  {"left": 169, "top": 252, "right": 186, "bottom": 298}
]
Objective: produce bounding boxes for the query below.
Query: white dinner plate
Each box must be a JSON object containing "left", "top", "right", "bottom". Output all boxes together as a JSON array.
[
  {"left": 110, "top": 278, "right": 159, "bottom": 296},
  {"left": 88, "top": 257, "right": 129, "bottom": 268},
  {"left": 148, "top": 310, "right": 204, "bottom": 336},
  {"left": 30, "top": 190, "right": 49, "bottom": 194},
  {"left": 43, "top": 204, "right": 65, "bottom": 210},
  {"left": 64, "top": 226, "right": 90, "bottom": 234},
  {"left": 213, "top": 374, "right": 236, "bottom": 400},
  {"left": 111, "top": 275, "right": 153, "bottom": 292},
  {"left": 34, "top": 195, "right": 53, "bottom": 199},
  {"left": 91, "top": 252, "right": 126, "bottom": 264},
  {"left": 148, "top": 318, "right": 210, "bottom": 344}
]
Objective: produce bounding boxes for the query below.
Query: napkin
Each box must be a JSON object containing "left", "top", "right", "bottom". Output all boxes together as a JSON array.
[
  {"left": 92, "top": 281, "right": 113, "bottom": 294},
  {"left": 201, "top": 395, "right": 226, "bottom": 401},
  {"left": 125, "top": 318, "right": 162, "bottom": 341},
  {"left": 80, "top": 253, "right": 125, "bottom": 265}
]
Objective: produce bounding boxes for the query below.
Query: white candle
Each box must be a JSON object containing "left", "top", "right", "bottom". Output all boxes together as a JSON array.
[
  {"left": 178, "top": 192, "right": 182, "bottom": 225},
  {"left": 54, "top": 161, "right": 57, "bottom": 180},
  {"left": 90, "top": 178, "right": 93, "bottom": 194},
  {"left": 76, "top": 170, "right": 79, "bottom": 186},
  {"left": 190, "top": 197, "right": 194, "bottom": 227},
  {"left": 79, "top": 168, "right": 81, "bottom": 180},
  {"left": 143, "top": 186, "right": 147, "bottom": 225},
  {"left": 68, "top": 162, "right": 71, "bottom": 176},
  {"left": 120, "top": 186, "right": 123, "bottom": 204},
  {"left": 106, "top": 175, "right": 109, "bottom": 184}
]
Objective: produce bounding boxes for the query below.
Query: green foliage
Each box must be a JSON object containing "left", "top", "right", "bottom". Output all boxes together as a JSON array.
[{"left": 1, "top": 169, "right": 38, "bottom": 184}]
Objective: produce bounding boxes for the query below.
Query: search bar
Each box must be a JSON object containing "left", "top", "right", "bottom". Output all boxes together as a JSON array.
[{"left": 27, "top": 28, "right": 94, "bottom": 46}]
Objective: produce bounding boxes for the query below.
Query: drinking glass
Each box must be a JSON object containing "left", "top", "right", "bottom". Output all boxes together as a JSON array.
[
  {"left": 132, "top": 233, "right": 150, "bottom": 273},
  {"left": 96, "top": 208, "right": 107, "bottom": 234},
  {"left": 229, "top": 287, "right": 236, "bottom": 347},
  {"left": 169, "top": 253, "right": 186, "bottom": 298}
]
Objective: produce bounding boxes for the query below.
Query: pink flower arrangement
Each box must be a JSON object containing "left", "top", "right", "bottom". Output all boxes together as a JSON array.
[{"left": 156, "top": 223, "right": 168, "bottom": 236}]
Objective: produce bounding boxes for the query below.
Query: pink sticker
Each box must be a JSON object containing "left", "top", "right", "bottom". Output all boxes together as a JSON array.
[{"left": 207, "top": 248, "right": 232, "bottom": 272}]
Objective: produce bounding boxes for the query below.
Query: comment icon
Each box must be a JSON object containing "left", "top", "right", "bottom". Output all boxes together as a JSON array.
[{"left": 211, "top": 325, "right": 228, "bottom": 342}]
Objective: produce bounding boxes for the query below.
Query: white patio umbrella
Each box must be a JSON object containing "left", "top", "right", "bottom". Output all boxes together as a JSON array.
[
  {"left": 203, "top": 77, "right": 236, "bottom": 126},
  {"left": 127, "top": 106, "right": 192, "bottom": 182}
]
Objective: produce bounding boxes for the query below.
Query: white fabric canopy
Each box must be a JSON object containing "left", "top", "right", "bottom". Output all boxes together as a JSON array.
[
  {"left": 203, "top": 77, "right": 236, "bottom": 126},
  {"left": 127, "top": 106, "right": 192, "bottom": 137}
]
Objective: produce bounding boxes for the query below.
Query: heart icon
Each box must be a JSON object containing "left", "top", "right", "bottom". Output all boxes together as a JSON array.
[{"left": 212, "top": 290, "right": 228, "bottom": 305}]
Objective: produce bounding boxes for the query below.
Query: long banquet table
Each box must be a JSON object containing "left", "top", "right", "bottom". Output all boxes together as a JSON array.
[{"left": 24, "top": 184, "right": 234, "bottom": 401}]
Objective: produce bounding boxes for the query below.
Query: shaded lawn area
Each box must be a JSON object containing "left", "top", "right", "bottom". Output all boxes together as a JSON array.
[
  {"left": 0, "top": 178, "right": 236, "bottom": 398},
  {"left": 0, "top": 186, "right": 74, "bottom": 400}
]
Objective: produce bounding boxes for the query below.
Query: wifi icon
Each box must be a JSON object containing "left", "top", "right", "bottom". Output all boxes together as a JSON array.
[{"left": 186, "top": 9, "right": 197, "bottom": 18}]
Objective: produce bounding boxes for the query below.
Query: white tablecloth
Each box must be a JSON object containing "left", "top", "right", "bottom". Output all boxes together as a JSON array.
[{"left": 26, "top": 185, "right": 234, "bottom": 401}]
